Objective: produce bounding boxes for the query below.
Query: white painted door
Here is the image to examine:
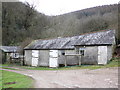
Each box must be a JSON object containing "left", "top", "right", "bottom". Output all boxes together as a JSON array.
[
  {"left": 98, "top": 46, "right": 107, "bottom": 65},
  {"left": 49, "top": 50, "right": 58, "bottom": 67},
  {"left": 32, "top": 50, "right": 39, "bottom": 66}
]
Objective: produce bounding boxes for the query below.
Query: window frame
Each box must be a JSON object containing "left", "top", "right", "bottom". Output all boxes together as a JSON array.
[{"left": 79, "top": 47, "right": 85, "bottom": 56}]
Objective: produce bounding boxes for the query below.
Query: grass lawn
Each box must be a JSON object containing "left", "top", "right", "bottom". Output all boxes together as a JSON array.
[
  {"left": 0, "top": 70, "right": 34, "bottom": 89},
  {"left": 1, "top": 57, "right": 120, "bottom": 70},
  {"left": 0, "top": 70, "right": 2, "bottom": 90},
  {"left": 2, "top": 67, "right": 19, "bottom": 70}
]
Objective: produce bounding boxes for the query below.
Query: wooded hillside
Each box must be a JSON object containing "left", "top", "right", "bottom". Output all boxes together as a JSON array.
[{"left": 2, "top": 2, "right": 119, "bottom": 46}]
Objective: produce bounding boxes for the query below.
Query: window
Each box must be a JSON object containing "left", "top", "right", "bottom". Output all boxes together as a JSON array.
[
  {"left": 76, "top": 48, "right": 79, "bottom": 54},
  {"left": 80, "top": 50, "right": 84, "bottom": 56},
  {"left": 79, "top": 47, "right": 85, "bottom": 56},
  {"left": 61, "top": 50, "right": 65, "bottom": 55},
  {"left": 14, "top": 53, "right": 17, "bottom": 57}
]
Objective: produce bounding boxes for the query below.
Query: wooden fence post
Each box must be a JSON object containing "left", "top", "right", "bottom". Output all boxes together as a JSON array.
[
  {"left": 78, "top": 55, "right": 81, "bottom": 66},
  {"left": 65, "top": 56, "right": 67, "bottom": 67}
]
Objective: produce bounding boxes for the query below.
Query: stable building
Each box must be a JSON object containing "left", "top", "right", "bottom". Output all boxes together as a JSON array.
[
  {"left": 24, "top": 30, "right": 116, "bottom": 67},
  {"left": 0, "top": 46, "right": 20, "bottom": 63}
]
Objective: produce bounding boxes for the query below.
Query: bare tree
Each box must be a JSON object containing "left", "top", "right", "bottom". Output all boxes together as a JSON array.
[{"left": 18, "top": 38, "right": 33, "bottom": 55}]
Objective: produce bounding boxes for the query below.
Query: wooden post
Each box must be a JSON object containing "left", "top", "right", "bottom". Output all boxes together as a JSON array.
[
  {"left": 78, "top": 55, "right": 81, "bottom": 66},
  {"left": 65, "top": 56, "right": 67, "bottom": 67},
  {"left": 7, "top": 53, "right": 11, "bottom": 64},
  {"left": 23, "top": 50, "right": 25, "bottom": 66}
]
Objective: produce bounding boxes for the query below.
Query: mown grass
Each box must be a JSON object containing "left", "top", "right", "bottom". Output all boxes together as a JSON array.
[
  {"left": 0, "top": 70, "right": 34, "bottom": 89},
  {"left": 0, "top": 63, "right": 21, "bottom": 67},
  {"left": 0, "top": 70, "right": 2, "bottom": 90},
  {"left": 1, "top": 57, "right": 120, "bottom": 70},
  {"left": 2, "top": 67, "right": 19, "bottom": 70}
]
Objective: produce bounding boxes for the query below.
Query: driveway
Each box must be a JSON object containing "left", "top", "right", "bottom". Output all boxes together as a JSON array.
[{"left": 1, "top": 67, "right": 118, "bottom": 88}]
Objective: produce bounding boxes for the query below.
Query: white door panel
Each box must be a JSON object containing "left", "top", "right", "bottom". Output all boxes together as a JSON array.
[
  {"left": 98, "top": 46, "right": 107, "bottom": 65},
  {"left": 32, "top": 58, "right": 38, "bottom": 66},
  {"left": 49, "top": 50, "right": 58, "bottom": 67},
  {"left": 32, "top": 50, "right": 39, "bottom": 66},
  {"left": 49, "top": 58, "right": 58, "bottom": 67},
  {"left": 32, "top": 50, "right": 39, "bottom": 57},
  {"left": 50, "top": 50, "right": 58, "bottom": 57}
]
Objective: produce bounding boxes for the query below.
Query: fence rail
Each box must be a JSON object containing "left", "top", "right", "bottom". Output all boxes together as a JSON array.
[{"left": 65, "top": 54, "right": 82, "bottom": 67}]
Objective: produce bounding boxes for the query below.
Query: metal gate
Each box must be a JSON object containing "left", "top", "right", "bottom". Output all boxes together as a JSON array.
[
  {"left": 32, "top": 50, "right": 39, "bottom": 66},
  {"left": 49, "top": 50, "right": 58, "bottom": 67},
  {"left": 98, "top": 46, "right": 107, "bottom": 65}
]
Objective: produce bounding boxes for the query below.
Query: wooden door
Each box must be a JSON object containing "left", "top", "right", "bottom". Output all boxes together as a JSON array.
[
  {"left": 49, "top": 50, "right": 58, "bottom": 67},
  {"left": 98, "top": 46, "right": 107, "bottom": 65},
  {"left": 32, "top": 50, "right": 39, "bottom": 66}
]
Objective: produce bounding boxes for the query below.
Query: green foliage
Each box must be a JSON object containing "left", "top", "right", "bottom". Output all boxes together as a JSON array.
[
  {"left": 81, "top": 16, "right": 108, "bottom": 32},
  {"left": 1, "top": 70, "right": 33, "bottom": 88},
  {"left": 2, "top": 2, "right": 119, "bottom": 46},
  {"left": 2, "top": 2, "right": 49, "bottom": 45}
]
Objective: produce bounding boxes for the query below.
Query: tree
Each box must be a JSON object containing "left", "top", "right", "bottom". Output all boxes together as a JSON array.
[{"left": 18, "top": 38, "right": 33, "bottom": 55}]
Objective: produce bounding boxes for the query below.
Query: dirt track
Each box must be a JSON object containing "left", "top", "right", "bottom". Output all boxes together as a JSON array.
[{"left": 1, "top": 67, "right": 118, "bottom": 88}]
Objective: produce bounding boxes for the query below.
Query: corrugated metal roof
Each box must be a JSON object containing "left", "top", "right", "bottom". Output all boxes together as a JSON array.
[
  {"left": 24, "top": 30, "right": 115, "bottom": 50},
  {"left": 0, "top": 46, "right": 19, "bottom": 52},
  {"left": 74, "top": 30, "right": 115, "bottom": 45}
]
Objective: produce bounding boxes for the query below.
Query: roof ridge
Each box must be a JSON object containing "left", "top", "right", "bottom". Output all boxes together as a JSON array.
[
  {"left": 34, "top": 29, "right": 114, "bottom": 41},
  {"left": 78, "top": 29, "right": 113, "bottom": 36},
  {"left": 24, "top": 29, "right": 115, "bottom": 50}
]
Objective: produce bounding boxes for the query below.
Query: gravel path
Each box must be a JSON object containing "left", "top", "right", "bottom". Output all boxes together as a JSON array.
[{"left": 1, "top": 67, "right": 118, "bottom": 88}]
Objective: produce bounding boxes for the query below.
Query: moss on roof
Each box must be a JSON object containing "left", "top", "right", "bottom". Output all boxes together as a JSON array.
[{"left": 24, "top": 30, "right": 115, "bottom": 50}]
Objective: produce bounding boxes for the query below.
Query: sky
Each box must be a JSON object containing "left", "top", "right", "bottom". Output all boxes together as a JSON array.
[{"left": 19, "top": 0, "right": 119, "bottom": 16}]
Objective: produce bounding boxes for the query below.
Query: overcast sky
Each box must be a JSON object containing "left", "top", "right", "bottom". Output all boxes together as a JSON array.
[{"left": 19, "top": 0, "right": 119, "bottom": 16}]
